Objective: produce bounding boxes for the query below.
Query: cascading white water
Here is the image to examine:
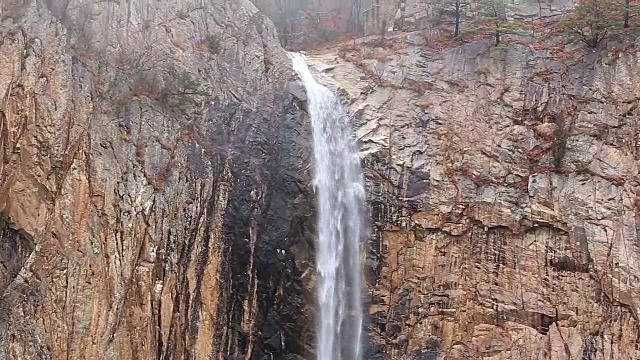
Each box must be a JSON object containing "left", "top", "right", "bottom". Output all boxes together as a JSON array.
[{"left": 289, "top": 53, "right": 366, "bottom": 360}]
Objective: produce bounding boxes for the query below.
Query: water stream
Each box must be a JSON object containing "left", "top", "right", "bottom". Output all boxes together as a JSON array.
[{"left": 289, "top": 53, "right": 366, "bottom": 360}]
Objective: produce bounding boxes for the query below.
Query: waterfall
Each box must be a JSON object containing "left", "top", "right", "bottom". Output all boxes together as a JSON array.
[{"left": 289, "top": 53, "right": 366, "bottom": 360}]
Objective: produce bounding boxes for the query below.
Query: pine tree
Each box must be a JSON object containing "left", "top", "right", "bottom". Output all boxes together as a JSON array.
[
  {"left": 464, "top": 0, "right": 526, "bottom": 46},
  {"left": 561, "top": 0, "right": 619, "bottom": 48},
  {"left": 618, "top": 0, "right": 640, "bottom": 28},
  {"left": 430, "top": 0, "right": 466, "bottom": 37},
  {"left": 560, "top": 0, "right": 640, "bottom": 48}
]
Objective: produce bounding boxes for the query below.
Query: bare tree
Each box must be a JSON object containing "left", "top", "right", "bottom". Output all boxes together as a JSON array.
[
  {"left": 45, "top": 0, "right": 69, "bottom": 20},
  {"left": 349, "top": 0, "right": 364, "bottom": 34},
  {"left": 372, "top": 62, "right": 389, "bottom": 83},
  {"left": 454, "top": 0, "right": 462, "bottom": 37}
]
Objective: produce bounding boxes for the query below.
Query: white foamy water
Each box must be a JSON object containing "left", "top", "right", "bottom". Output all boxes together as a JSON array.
[{"left": 289, "top": 53, "right": 366, "bottom": 360}]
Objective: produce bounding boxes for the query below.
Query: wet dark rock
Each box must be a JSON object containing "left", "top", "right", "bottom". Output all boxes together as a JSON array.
[{"left": 0, "top": 228, "right": 35, "bottom": 293}]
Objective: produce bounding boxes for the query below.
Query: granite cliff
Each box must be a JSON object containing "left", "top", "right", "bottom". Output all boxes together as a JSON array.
[
  {"left": 2, "top": 0, "right": 640, "bottom": 359},
  {"left": 306, "top": 31, "right": 640, "bottom": 359},
  {"left": 0, "top": 0, "right": 315, "bottom": 359}
]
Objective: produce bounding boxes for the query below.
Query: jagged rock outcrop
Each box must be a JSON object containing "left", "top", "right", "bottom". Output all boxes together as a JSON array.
[
  {"left": 0, "top": 1, "right": 316, "bottom": 359},
  {"left": 306, "top": 32, "right": 640, "bottom": 359}
]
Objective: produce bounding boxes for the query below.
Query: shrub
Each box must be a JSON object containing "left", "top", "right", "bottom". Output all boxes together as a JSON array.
[
  {"left": 560, "top": 0, "right": 627, "bottom": 48},
  {"left": 177, "top": 71, "right": 209, "bottom": 96},
  {"left": 551, "top": 115, "right": 570, "bottom": 172},
  {"left": 200, "top": 34, "right": 221, "bottom": 54}
]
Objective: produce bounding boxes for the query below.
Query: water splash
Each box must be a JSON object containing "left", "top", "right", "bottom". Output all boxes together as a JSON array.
[{"left": 289, "top": 52, "right": 366, "bottom": 360}]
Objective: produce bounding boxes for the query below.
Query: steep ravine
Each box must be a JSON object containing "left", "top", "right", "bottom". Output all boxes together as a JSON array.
[
  {"left": 307, "top": 35, "right": 640, "bottom": 359},
  {"left": 0, "top": 1, "right": 316, "bottom": 359}
]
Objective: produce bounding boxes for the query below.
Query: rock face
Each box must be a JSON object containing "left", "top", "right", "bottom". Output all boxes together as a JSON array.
[
  {"left": 5, "top": 1, "right": 640, "bottom": 359},
  {"left": 389, "top": 0, "right": 575, "bottom": 33},
  {"left": 0, "top": 1, "right": 316, "bottom": 359},
  {"left": 306, "top": 33, "right": 640, "bottom": 359}
]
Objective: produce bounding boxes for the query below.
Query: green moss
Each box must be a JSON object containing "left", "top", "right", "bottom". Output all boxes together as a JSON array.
[
  {"left": 552, "top": 118, "right": 570, "bottom": 173},
  {"left": 203, "top": 34, "right": 221, "bottom": 54},
  {"left": 177, "top": 71, "right": 210, "bottom": 96},
  {"left": 0, "top": 211, "right": 10, "bottom": 232},
  {"left": 78, "top": 293, "right": 94, "bottom": 336}
]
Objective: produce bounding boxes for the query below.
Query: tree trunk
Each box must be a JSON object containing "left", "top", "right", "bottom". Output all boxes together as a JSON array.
[
  {"left": 454, "top": 0, "right": 461, "bottom": 37},
  {"left": 493, "top": 8, "right": 500, "bottom": 46},
  {"left": 349, "top": 0, "right": 363, "bottom": 34},
  {"left": 624, "top": 0, "right": 630, "bottom": 28},
  {"left": 45, "top": 0, "right": 69, "bottom": 20}
]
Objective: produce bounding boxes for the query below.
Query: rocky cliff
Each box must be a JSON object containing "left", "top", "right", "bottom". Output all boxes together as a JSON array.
[
  {"left": 306, "top": 31, "right": 640, "bottom": 359},
  {"left": 4, "top": 1, "right": 640, "bottom": 360},
  {"left": 0, "top": 1, "right": 316, "bottom": 359}
]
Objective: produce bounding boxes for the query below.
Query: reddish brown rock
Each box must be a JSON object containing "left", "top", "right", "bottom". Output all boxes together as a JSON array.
[
  {"left": 0, "top": 1, "right": 315, "bottom": 359},
  {"left": 307, "top": 34, "right": 640, "bottom": 359}
]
